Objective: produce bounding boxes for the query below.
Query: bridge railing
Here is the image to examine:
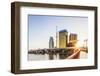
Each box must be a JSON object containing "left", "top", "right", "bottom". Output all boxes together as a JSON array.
[{"left": 67, "top": 49, "right": 80, "bottom": 59}]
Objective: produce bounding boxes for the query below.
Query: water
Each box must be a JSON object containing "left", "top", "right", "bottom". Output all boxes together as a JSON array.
[
  {"left": 28, "top": 51, "right": 87, "bottom": 61},
  {"left": 28, "top": 53, "right": 68, "bottom": 61},
  {"left": 80, "top": 51, "right": 87, "bottom": 59}
]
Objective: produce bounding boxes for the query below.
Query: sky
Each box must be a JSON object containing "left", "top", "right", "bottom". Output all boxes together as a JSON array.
[{"left": 28, "top": 15, "right": 88, "bottom": 50}]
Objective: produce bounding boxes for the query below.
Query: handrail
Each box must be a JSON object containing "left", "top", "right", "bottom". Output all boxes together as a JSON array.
[{"left": 67, "top": 49, "right": 80, "bottom": 59}]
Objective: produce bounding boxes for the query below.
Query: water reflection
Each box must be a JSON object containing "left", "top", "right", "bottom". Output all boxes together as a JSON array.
[{"left": 28, "top": 49, "right": 74, "bottom": 61}]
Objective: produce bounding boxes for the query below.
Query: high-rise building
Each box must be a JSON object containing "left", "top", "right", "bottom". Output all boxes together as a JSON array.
[
  {"left": 69, "top": 33, "right": 77, "bottom": 47},
  {"left": 49, "top": 37, "right": 54, "bottom": 48},
  {"left": 59, "top": 29, "right": 68, "bottom": 48}
]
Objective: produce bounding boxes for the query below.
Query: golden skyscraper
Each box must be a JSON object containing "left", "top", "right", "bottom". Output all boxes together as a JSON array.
[
  {"left": 69, "top": 33, "right": 77, "bottom": 47},
  {"left": 59, "top": 30, "right": 68, "bottom": 48}
]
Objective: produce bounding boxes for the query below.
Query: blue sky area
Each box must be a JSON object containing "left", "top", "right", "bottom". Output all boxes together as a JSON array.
[{"left": 28, "top": 15, "right": 88, "bottom": 50}]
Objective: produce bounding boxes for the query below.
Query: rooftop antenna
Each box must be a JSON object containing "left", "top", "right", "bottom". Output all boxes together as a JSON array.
[{"left": 56, "top": 26, "right": 58, "bottom": 48}]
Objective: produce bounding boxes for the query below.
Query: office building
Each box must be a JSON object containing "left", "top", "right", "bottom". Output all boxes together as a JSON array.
[
  {"left": 69, "top": 33, "right": 77, "bottom": 47},
  {"left": 49, "top": 36, "right": 54, "bottom": 48},
  {"left": 59, "top": 29, "right": 68, "bottom": 48}
]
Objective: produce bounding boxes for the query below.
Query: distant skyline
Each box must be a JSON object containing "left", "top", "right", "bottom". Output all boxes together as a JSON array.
[{"left": 28, "top": 15, "right": 88, "bottom": 50}]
